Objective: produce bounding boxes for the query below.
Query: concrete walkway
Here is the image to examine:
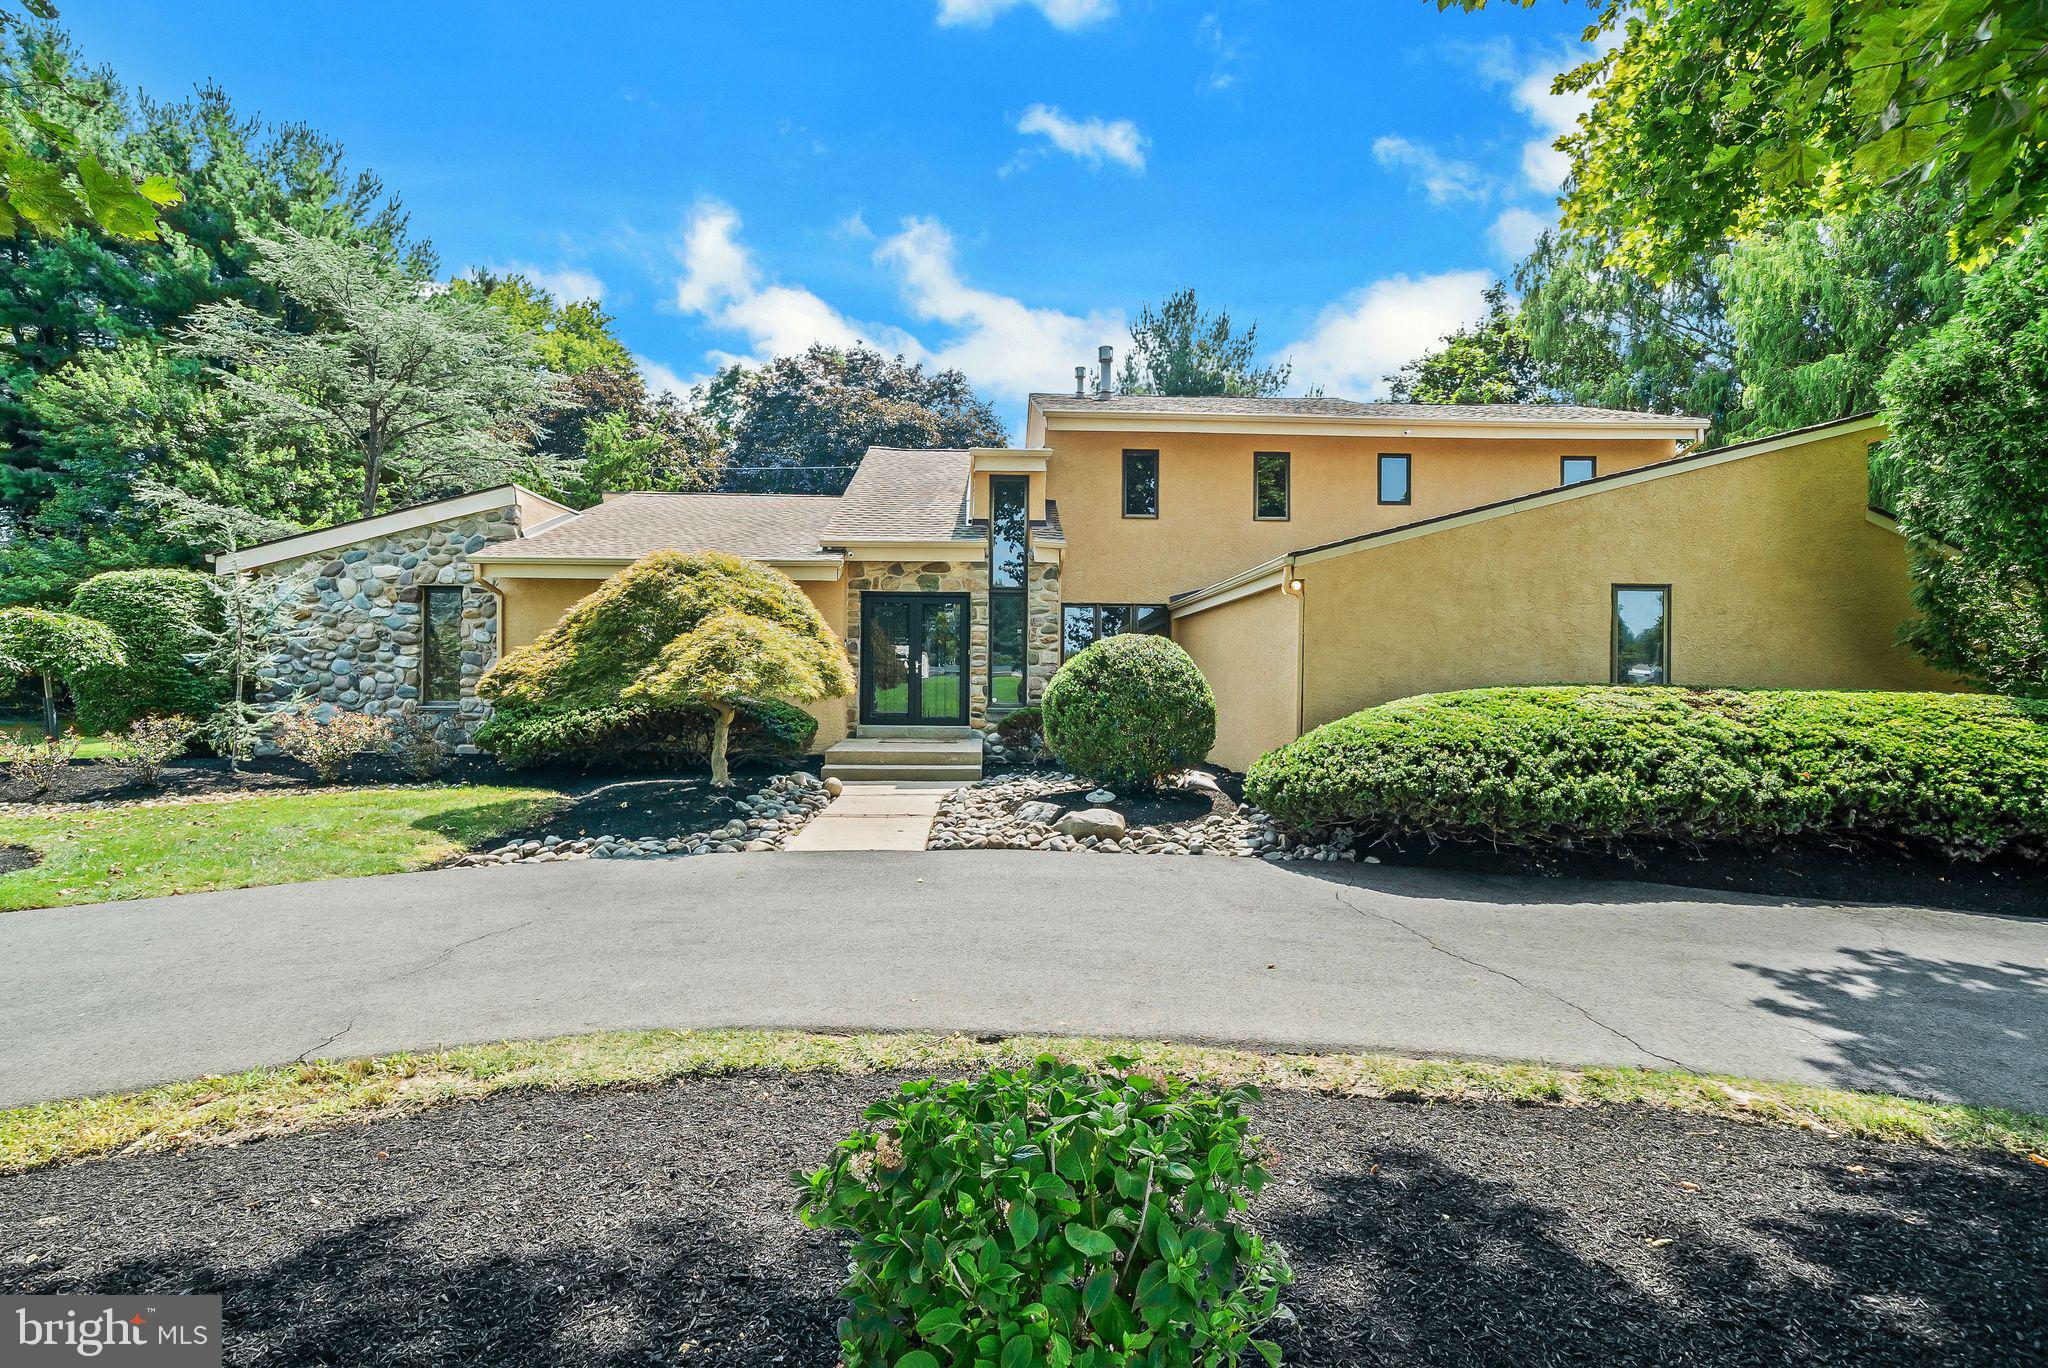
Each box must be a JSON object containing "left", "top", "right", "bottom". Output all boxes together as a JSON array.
[
  {"left": 3, "top": 852, "right": 2043, "bottom": 1110},
  {"left": 780, "top": 783, "right": 949, "bottom": 851}
]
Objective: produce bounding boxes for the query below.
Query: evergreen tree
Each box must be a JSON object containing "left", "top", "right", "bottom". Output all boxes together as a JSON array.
[{"left": 1118, "top": 289, "right": 1290, "bottom": 397}]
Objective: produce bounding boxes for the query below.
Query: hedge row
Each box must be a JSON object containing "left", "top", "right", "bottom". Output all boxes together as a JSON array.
[{"left": 1244, "top": 687, "right": 2048, "bottom": 859}]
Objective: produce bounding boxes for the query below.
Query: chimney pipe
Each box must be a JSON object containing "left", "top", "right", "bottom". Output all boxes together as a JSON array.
[
  {"left": 1074, "top": 365, "right": 1087, "bottom": 398},
  {"left": 1097, "top": 345, "right": 1114, "bottom": 399}
]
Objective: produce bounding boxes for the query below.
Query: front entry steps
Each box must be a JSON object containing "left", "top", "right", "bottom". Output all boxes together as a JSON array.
[{"left": 820, "top": 735, "right": 983, "bottom": 785}]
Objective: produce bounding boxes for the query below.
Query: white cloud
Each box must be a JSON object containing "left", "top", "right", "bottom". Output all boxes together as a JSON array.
[
  {"left": 1014, "top": 104, "right": 1147, "bottom": 172},
  {"left": 671, "top": 200, "right": 921, "bottom": 366},
  {"left": 936, "top": 0, "right": 1114, "bottom": 29},
  {"left": 486, "top": 262, "right": 607, "bottom": 304},
  {"left": 1511, "top": 67, "right": 1587, "bottom": 192},
  {"left": 1371, "top": 136, "right": 1491, "bottom": 205},
  {"left": 833, "top": 209, "right": 874, "bottom": 241},
  {"left": 1281, "top": 270, "right": 1494, "bottom": 399},
  {"left": 875, "top": 215, "right": 1124, "bottom": 402},
  {"left": 1197, "top": 13, "right": 1241, "bottom": 93},
  {"left": 635, "top": 354, "right": 701, "bottom": 401},
  {"left": 1488, "top": 206, "right": 1548, "bottom": 261}
]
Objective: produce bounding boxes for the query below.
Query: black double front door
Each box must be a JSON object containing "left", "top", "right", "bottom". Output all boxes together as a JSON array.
[{"left": 860, "top": 592, "right": 970, "bottom": 725}]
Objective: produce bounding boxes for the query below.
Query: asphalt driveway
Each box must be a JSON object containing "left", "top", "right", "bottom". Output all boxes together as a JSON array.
[{"left": 2, "top": 852, "right": 2043, "bottom": 1110}]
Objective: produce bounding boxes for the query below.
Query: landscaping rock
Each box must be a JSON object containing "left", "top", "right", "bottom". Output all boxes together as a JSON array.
[
  {"left": 1014, "top": 799, "right": 1061, "bottom": 825},
  {"left": 450, "top": 770, "right": 832, "bottom": 868},
  {"left": 1055, "top": 807, "right": 1127, "bottom": 840}
]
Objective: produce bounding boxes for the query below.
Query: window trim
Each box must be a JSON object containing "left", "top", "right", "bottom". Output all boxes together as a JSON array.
[
  {"left": 1561, "top": 455, "right": 1597, "bottom": 487},
  {"left": 1377, "top": 452, "right": 1412, "bottom": 506},
  {"left": 419, "top": 585, "right": 465, "bottom": 706},
  {"left": 1252, "top": 450, "right": 1291, "bottom": 521},
  {"left": 1122, "top": 448, "right": 1160, "bottom": 519},
  {"left": 1610, "top": 583, "right": 1672, "bottom": 686}
]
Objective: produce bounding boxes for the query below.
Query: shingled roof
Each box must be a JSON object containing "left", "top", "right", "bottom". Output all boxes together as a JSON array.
[
  {"left": 821, "top": 447, "right": 978, "bottom": 544},
  {"left": 1028, "top": 393, "right": 1706, "bottom": 426},
  {"left": 471, "top": 492, "right": 842, "bottom": 563}
]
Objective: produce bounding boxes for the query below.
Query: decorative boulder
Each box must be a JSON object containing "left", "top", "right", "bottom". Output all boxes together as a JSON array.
[
  {"left": 1056, "top": 807, "right": 1127, "bottom": 840},
  {"left": 1015, "top": 799, "right": 1061, "bottom": 825}
]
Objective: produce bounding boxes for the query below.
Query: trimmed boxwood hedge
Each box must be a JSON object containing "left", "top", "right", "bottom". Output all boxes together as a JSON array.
[
  {"left": 1244, "top": 687, "right": 2048, "bottom": 860},
  {"left": 1041, "top": 634, "right": 1216, "bottom": 791}
]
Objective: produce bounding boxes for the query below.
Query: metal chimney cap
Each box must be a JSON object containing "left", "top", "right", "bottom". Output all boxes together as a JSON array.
[{"left": 1098, "top": 344, "right": 1114, "bottom": 361}]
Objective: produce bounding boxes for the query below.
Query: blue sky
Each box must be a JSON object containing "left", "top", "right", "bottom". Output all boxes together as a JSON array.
[{"left": 61, "top": 0, "right": 1597, "bottom": 435}]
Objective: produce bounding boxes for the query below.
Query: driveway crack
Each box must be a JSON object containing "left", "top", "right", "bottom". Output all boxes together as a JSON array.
[
  {"left": 1328, "top": 887, "right": 1692, "bottom": 1070},
  {"left": 293, "top": 1018, "right": 355, "bottom": 1064},
  {"left": 383, "top": 918, "right": 541, "bottom": 985}
]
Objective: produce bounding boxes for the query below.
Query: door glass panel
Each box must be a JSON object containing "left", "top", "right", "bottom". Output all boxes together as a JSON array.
[
  {"left": 920, "top": 600, "right": 964, "bottom": 720},
  {"left": 868, "top": 599, "right": 913, "bottom": 716}
]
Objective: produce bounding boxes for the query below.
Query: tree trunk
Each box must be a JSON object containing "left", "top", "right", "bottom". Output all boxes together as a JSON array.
[
  {"left": 38, "top": 675, "right": 58, "bottom": 740},
  {"left": 709, "top": 704, "right": 734, "bottom": 787},
  {"left": 362, "top": 431, "right": 383, "bottom": 517}
]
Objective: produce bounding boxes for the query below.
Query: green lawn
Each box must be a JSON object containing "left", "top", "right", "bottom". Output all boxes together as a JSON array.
[
  {"left": 0, "top": 720, "right": 121, "bottom": 760},
  {"left": 0, "top": 784, "right": 562, "bottom": 911}
]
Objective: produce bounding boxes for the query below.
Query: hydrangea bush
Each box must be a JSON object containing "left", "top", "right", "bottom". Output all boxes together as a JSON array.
[{"left": 796, "top": 1057, "right": 1291, "bottom": 1368}]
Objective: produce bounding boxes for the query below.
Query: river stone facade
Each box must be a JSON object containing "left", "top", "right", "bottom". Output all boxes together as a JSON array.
[
  {"left": 844, "top": 557, "right": 1061, "bottom": 730},
  {"left": 254, "top": 508, "right": 517, "bottom": 748}
]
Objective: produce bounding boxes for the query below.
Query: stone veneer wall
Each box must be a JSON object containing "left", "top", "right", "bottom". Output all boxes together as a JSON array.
[
  {"left": 253, "top": 507, "right": 519, "bottom": 748},
  {"left": 843, "top": 556, "right": 1062, "bottom": 732}
]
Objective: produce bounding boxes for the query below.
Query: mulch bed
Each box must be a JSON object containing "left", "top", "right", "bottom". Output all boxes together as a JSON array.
[
  {"left": 1037, "top": 779, "right": 1226, "bottom": 830},
  {"left": 1361, "top": 831, "right": 2048, "bottom": 917},
  {"left": 2, "top": 1075, "right": 2039, "bottom": 1366},
  {"left": 484, "top": 767, "right": 804, "bottom": 845},
  {"left": 0, "top": 844, "right": 38, "bottom": 875}
]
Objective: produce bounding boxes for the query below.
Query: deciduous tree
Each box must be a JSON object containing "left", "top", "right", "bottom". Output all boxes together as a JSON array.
[{"left": 1385, "top": 281, "right": 1546, "bottom": 405}]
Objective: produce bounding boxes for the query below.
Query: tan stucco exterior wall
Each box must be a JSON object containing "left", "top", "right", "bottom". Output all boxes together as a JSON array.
[
  {"left": 1045, "top": 429, "right": 1683, "bottom": 605},
  {"left": 1172, "top": 583, "right": 1301, "bottom": 771},
  {"left": 488, "top": 568, "right": 853, "bottom": 753},
  {"left": 1295, "top": 427, "right": 1958, "bottom": 732}
]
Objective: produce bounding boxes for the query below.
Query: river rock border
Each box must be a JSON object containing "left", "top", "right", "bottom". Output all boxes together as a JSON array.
[
  {"left": 926, "top": 771, "right": 1365, "bottom": 861},
  {"left": 453, "top": 772, "right": 834, "bottom": 866}
]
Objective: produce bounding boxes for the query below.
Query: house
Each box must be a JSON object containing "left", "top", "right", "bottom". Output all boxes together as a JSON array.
[{"left": 216, "top": 349, "right": 1952, "bottom": 776}]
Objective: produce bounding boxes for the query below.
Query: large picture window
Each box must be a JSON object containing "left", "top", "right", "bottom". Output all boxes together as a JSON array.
[
  {"left": 421, "top": 586, "right": 464, "bottom": 703},
  {"left": 1061, "top": 602, "right": 1170, "bottom": 657},
  {"left": 1122, "top": 449, "right": 1159, "bottom": 518},
  {"left": 988, "top": 474, "right": 1029, "bottom": 708},
  {"left": 1612, "top": 585, "right": 1670, "bottom": 685},
  {"left": 1253, "top": 451, "right": 1290, "bottom": 520},
  {"left": 1378, "top": 453, "right": 1411, "bottom": 505}
]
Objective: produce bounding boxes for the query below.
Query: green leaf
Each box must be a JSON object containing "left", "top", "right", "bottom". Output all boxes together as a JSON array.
[
  {"left": 894, "top": 1353, "right": 941, "bottom": 1368},
  {"left": 915, "top": 1307, "right": 966, "bottom": 1344},
  {"left": 4, "top": 155, "right": 85, "bottom": 235},
  {"left": 1082, "top": 1268, "right": 1115, "bottom": 1316},
  {"left": 137, "top": 174, "right": 183, "bottom": 207},
  {"left": 1001, "top": 1334, "right": 1035, "bottom": 1368},
  {"left": 1063, "top": 1225, "right": 1117, "bottom": 1259},
  {"left": 1008, "top": 1201, "right": 1039, "bottom": 1250},
  {"left": 75, "top": 156, "right": 162, "bottom": 241}
]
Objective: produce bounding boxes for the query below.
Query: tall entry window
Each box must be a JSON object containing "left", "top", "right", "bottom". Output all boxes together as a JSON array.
[
  {"left": 989, "top": 474, "right": 1029, "bottom": 709},
  {"left": 421, "top": 586, "right": 464, "bottom": 703},
  {"left": 1253, "top": 451, "right": 1290, "bottom": 520},
  {"left": 1123, "top": 449, "right": 1159, "bottom": 518},
  {"left": 1612, "top": 585, "right": 1671, "bottom": 685}
]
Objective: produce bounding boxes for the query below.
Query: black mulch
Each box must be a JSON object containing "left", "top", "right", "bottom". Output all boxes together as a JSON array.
[
  {"left": 1034, "top": 782, "right": 1224, "bottom": 830},
  {"left": 0, "top": 843, "right": 37, "bottom": 874},
  {"left": 1357, "top": 831, "right": 2048, "bottom": 917},
  {"left": 2, "top": 1076, "right": 2040, "bottom": 1366},
  {"left": 485, "top": 767, "right": 801, "bottom": 845}
]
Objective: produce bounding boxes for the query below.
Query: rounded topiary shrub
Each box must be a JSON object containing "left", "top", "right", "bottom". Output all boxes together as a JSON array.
[
  {"left": 1041, "top": 634, "right": 1215, "bottom": 791},
  {"left": 796, "top": 1056, "right": 1291, "bottom": 1368},
  {"left": 1245, "top": 686, "right": 2048, "bottom": 859},
  {"left": 67, "top": 569, "right": 223, "bottom": 733}
]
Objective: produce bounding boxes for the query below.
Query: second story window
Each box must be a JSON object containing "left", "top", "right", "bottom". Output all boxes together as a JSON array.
[
  {"left": 1378, "top": 453, "right": 1411, "bottom": 506},
  {"left": 989, "top": 475, "right": 1028, "bottom": 589},
  {"left": 1123, "top": 449, "right": 1159, "bottom": 518},
  {"left": 1253, "top": 451, "right": 1290, "bottom": 520},
  {"left": 1561, "top": 456, "right": 1597, "bottom": 486}
]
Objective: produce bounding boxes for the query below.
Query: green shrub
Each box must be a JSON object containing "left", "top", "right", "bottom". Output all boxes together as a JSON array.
[
  {"left": 1041, "top": 636, "right": 1215, "bottom": 791},
  {"left": 478, "top": 551, "right": 847, "bottom": 776},
  {"left": 474, "top": 698, "right": 816, "bottom": 769},
  {"left": 995, "top": 704, "right": 1043, "bottom": 743},
  {"left": 1245, "top": 686, "right": 2048, "bottom": 859},
  {"left": 796, "top": 1056, "right": 1291, "bottom": 1368},
  {"left": 111, "top": 714, "right": 200, "bottom": 787},
  {"left": 68, "top": 569, "right": 224, "bottom": 733}
]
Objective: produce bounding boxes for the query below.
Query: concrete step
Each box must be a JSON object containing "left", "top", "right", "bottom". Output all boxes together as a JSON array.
[
  {"left": 820, "top": 762, "right": 982, "bottom": 784},
  {"left": 854, "top": 724, "right": 981, "bottom": 741},
  {"left": 827, "top": 737, "right": 984, "bottom": 768}
]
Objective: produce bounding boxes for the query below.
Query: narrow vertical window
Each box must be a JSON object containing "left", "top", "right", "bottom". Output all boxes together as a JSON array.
[
  {"left": 988, "top": 475, "right": 1029, "bottom": 708},
  {"left": 1253, "top": 451, "right": 1290, "bottom": 520},
  {"left": 1062, "top": 604, "right": 1097, "bottom": 657},
  {"left": 1378, "top": 453, "right": 1411, "bottom": 505},
  {"left": 1612, "top": 585, "right": 1671, "bottom": 685},
  {"left": 1122, "top": 449, "right": 1159, "bottom": 518},
  {"left": 1561, "top": 456, "right": 1596, "bottom": 486},
  {"left": 421, "top": 586, "right": 464, "bottom": 703}
]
